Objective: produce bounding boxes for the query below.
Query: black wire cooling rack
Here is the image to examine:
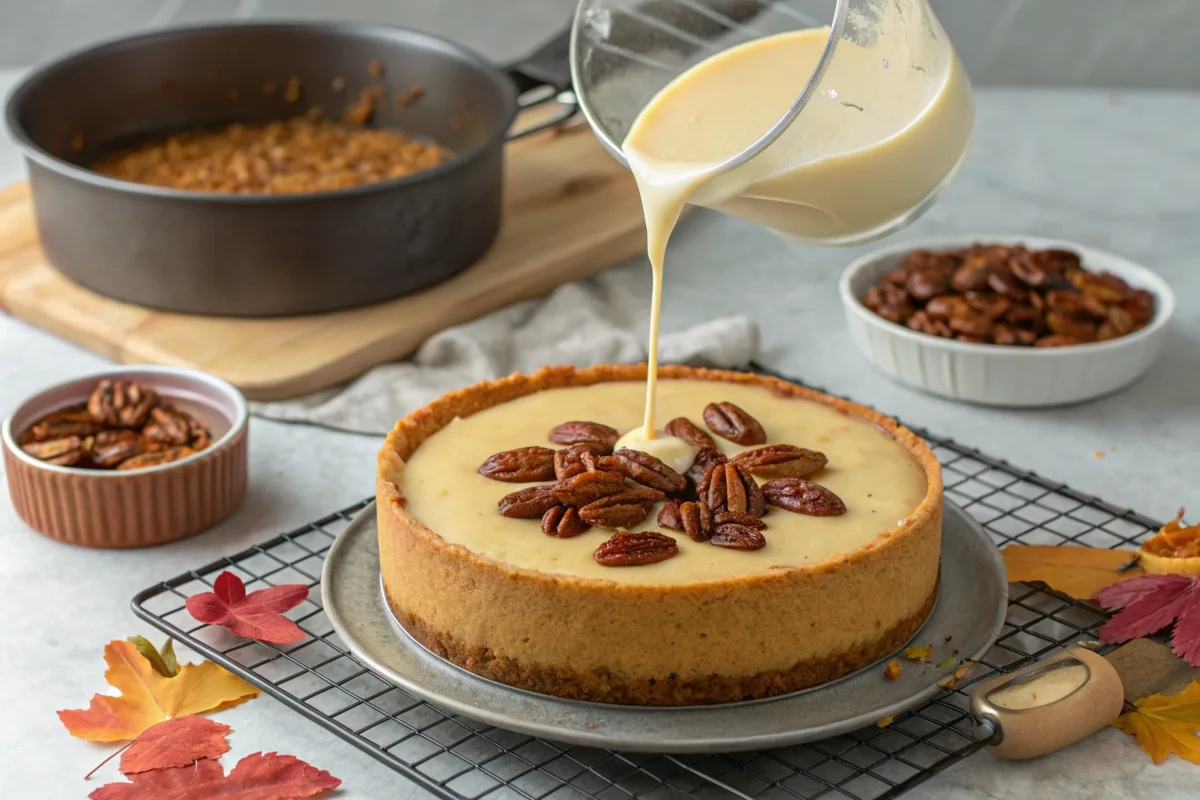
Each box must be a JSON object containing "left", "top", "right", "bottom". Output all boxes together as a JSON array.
[{"left": 131, "top": 367, "right": 1162, "bottom": 800}]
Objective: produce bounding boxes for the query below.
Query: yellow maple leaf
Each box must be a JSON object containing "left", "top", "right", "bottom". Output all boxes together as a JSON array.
[
  {"left": 1112, "top": 680, "right": 1200, "bottom": 765},
  {"left": 58, "top": 639, "right": 259, "bottom": 742},
  {"left": 1002, "top": 544, "right": 1142, "bottom": 599}
]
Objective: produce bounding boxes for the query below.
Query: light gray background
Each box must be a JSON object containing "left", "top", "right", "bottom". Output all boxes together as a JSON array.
[{"left": 1, "top": 2, "right": 1199, "bottom": 799}]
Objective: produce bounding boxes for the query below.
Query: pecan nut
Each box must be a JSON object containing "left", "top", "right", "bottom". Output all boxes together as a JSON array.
[
  {"left": 553, "top": 443, "right": 603, "bottom": 480},
  {"left": 593, "top": 531, "right": 679, "bottom": 567},
  {"left": 116, "top": 446, "right": 195, "bottom": 471},
  {"left": 597, "top": 448, "right": 687, "bottom": 494},
  {"left": 143, "top": 406, "right": 193, "bottom": 446},
  {"left": 547, "top": 421, "right": 619, "bottom": 452},
  {"left": 21, "top": 436, "right": 85, "bottom": 466},
  {"left": 498, "top": 485, "right": 561, "bottom": 519},
  {"left": 702, "top": 402, "right": 766, "bottom": 445},
  {"left": 685, "top": 447, "right": 727, "bottom": 490},
  {"left": 698, "top": 463, "right": 767, "bottom": 516},
  {"left": 730, "top": 444, "right": 827, "bottom": 479},
  {"left": 664, "top": 417, "right": 715, "bottom": 449},
  {"left": 762, "top": 478, "right": 847, "bottom": 516},
  {"left": 658, "top": 500, "right": 714, "bottom": 542},
  {"left": 714, "top": 511, "right": 766, "bottom": 530},
  {"left": 579, "top": 492, "right": 655, "bottom": 529},
  {"left": 551, "top": 470, "right": 628, "bottom": 507},
  {"left": 477, "top": 446, "right": 557, "bottom": 482},
  {"left": 710, "top": 524, "right": 767, "bottom": 550},
  {"left": 24, "top": 406, "right": 100, "bottom": 443},
  {"left": 90, "top": 429, "right": 146, "bottom": 468},
  {"left": 87, "top": 380, "right": 158, "bottom": 428},
  {"left": 541, "top": 506, "right": 590, "bottom": 538}
]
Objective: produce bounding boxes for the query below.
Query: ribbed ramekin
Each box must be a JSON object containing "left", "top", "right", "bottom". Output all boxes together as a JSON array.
[
  {"left": 839, "top": 235, "right": 1175, "bottom": 407},
  {"left": 3, "top": 365, "right": 249, "bottom": 547}
]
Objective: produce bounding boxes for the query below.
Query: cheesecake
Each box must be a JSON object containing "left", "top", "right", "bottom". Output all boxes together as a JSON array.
[{"left": 376, "top": 364, "right": 943, "bottom": 705}]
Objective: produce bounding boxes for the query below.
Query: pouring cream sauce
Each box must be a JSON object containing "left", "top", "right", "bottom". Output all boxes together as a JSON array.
[{"left": 620, "top": 20, "right": 974, "bottom": 441}]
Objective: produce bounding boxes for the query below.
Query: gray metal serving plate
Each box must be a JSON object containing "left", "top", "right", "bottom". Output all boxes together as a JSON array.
[{"left": 322, "top": 501, "right": 1007, "bottom": 753}]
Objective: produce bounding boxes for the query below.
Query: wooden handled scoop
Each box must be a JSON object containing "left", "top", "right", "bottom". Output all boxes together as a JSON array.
[{"left": 969, "top": 638, "right": 1198, "bottom": 759}]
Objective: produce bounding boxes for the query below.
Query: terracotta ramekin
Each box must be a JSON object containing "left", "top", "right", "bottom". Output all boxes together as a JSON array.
[{"left": 3, "top": 365, "right": 249, "bottom": 548}]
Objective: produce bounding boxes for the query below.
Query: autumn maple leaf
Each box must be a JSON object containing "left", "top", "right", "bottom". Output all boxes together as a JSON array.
[
  {"left": 1001, "top": 544, "right": 1141, "bottom": 599},
  {"left": 120, "top": 717, "right": 231, "bottom": 775},
  {"left": 1096, "top": 574, "right": 1200, "bottom": 667},
  {"left": 58, "top": 640, "right": 258, "bottom": 742},
  {"left": 1112, "top": 680, "right": 1200, "bottom": 765},
  {"left": 186, "top": 571, "right": 309, "bottom": 644},
  {"left": 91, "top": 752, "right": 341, "bottom": 800}
]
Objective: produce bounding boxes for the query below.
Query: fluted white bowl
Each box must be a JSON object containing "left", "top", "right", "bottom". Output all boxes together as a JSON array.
[{"left": 839, "top": 235, "right": 1175, "bottom": 407}]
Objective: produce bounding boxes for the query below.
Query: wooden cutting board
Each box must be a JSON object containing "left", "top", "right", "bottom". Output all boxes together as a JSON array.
[{"left": 0, "top": 117, "right": 647, "bottom": 400}]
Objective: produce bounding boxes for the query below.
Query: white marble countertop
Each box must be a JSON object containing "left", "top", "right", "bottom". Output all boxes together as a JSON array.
[{"left": 3, "top": 66, "right": 1199, "bottom": 798}]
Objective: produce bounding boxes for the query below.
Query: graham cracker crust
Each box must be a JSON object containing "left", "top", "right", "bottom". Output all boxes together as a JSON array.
[{"left": 387, "top": 585, "right": 939, "bottom": 706}]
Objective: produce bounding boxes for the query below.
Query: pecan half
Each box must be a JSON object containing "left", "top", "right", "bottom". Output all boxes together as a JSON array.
[
  {"left": 551, "top": 470, "right": 628, "bottom": 507},
  {"left": 116, "top": 446, "right": 195, "bottom": 471},
  {"left": 579, "top": 492, "right": 655, "bottom": 529},
  {"left": 21, "top": 436, "right": 85, "bottom": 466},
  {"left": 762, "top": 478, "right": 847, "bottom": 516},
  {"left": 24, "top": 406, "right": 100, "bottom": 443},
  {"left": 593, "top": 531, "right": 679, "bottom": 567},
  {"left": 714, "top": 511, "right": 766, "bottom": 530},
  {"left": 597, "top": 448, "right": 687, "bottom": 494},
  {"left": 553, "top": 443, "right": 603, "bottom": 480},
  {"left": 731, "top": 444, "right": 827, "bottom": 479},
  {"left": 477, "top": 446, "right": 556, "bottom": 482},
  {"left": 664, "top": 417, "right": 715, "bottom": 449},
  {"left": 498, "top": 485, "right": 561, "bottom": 519},
  {"left": 685, "top": 447, "right": 727, "bottom": 490},
  {"left": 658, "top": 500, "right": 714, "bottom": 542},
  {"left": 190, "top": 419, "right": 213, "bottom": 451},
  {"left": 143, "top": 406, "right": 193, "bottom": 446},
  {"left": 711, "top": 524, "right": 767, "bottom": 550},
  {"left": 541, "top": 506, "right": 590, "bottom": 538},
  {"left": 87, "top": 380, "right": 158, "bottom": 428},
  {"left": 702, "top": 402, "right": 766, "bottom": 445},
  {"left": 90, "top": 429, "right": 146, "bottom": 468},
  {"left": 547, "top": 421, "right": 619, "bottom": 452},
  {"left": 698, "top": 462, "right": 767, "bottom": 516}
]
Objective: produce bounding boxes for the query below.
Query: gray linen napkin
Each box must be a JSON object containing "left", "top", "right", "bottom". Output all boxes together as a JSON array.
[{"left": 250, "top": 279, "right": 760, "bottom": 436}]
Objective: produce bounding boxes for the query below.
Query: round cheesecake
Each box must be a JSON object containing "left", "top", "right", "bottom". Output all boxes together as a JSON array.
[{"left": 376, "top": 365, "right": 943, "bottom": 705}]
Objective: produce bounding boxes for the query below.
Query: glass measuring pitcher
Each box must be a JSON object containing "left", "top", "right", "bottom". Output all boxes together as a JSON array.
[{"left": 570, "top": 0, "right": 974, "bottom": 246}]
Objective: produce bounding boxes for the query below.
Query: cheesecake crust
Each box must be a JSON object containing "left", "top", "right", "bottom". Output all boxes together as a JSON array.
[{"left": 376, "top": 365, "right": 944, "bottom": 705}]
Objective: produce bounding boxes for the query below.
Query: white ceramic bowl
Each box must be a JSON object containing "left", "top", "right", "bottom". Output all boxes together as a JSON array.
[{"left": 839, "top": 235, "right": 1175, "bottom": 407}]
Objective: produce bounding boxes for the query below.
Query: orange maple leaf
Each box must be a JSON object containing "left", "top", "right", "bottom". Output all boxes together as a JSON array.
[
  {"left": 1112, "top": 680, "right": 1200, "bottom": 765},
  {"left": 58, "top": 640, "right": 259, "bottom": 743},
  {"left": 1002, "top": 544, "right": 1142, "bottom": 599}
]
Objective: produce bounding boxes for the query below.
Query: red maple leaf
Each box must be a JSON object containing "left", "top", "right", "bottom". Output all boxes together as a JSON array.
[
  {"left": 1096, "top": 573, "right": 1200, "bottom": 666},
  {"left": 185, "top": 572, "right": 309, "bottom": 644},
  {"left": 120, "top": 717, "right": 231, "bottom": 775},
  {"left": 91, "top": 752, "right": 340, "bottom": 800}
]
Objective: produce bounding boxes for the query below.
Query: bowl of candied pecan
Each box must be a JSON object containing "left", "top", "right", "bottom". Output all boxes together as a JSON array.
[
  {"left": 839, "top": 236, "right": 1175, "bottom": 406},
  {"left": 2, "top": 366, "right": 248, "bottom": 547}
]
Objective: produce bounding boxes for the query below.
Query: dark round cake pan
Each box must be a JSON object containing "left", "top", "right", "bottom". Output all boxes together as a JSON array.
[{"left": 4, "top": 21, "right": 572, "bottom": 317}]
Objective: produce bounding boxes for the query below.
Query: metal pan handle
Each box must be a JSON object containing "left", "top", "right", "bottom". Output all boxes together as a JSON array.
[{"left": 504, "top": 24, "right": 579, "bottom": 141}]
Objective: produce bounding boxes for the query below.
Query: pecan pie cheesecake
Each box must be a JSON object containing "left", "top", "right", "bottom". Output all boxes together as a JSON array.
[{"left": 376, "top": 364, "right": 943, "bottom": 705}]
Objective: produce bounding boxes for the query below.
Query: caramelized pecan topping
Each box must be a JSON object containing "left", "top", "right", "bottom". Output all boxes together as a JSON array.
[
  {"left": 477, "top": 446, "right": 557, "bottom": 482},
  {"left": 714, "top": 511, "right": 766, "bottom": 530},
  {"left": 547, "top": 421, "right": 619, "bottom": 452},
  {"left": 143, "top": 406, "right": 193, "bottom": 446},
  {"left": 657, "top": 500, "right": 715, "bottom": 542},
  {"left": 594, "top": 531, "right": 679, "bottom": 567},
  {"left": 21, "top": 436, "right": 85, "bottom": 466},
  {"left": 730, "top": 444, "right": 828, "bottom": 479},
  {"left": 116, "top": 446, "right": 195, "bottom": 471},
  {"left": 702, "top": 402, "right": 766, "bottom": 446},
  {"left": 597, "top": 448, "right": 687, "bottom": 494},
  {"left": 553, "top": 443, "right": 603, "bottom": 481},
  {"left": 698, "top": 462, "right": 767, "bottom": 516},
  {"left": 550, "top": 470, "right": 627, "bottom": 507},
  {"left": 90, "top": 429, "right": 146, "bottom": 468},
  {"left": 762, "top": 478, "right": 847, "bottom": 517},
  {"left": 685, "top": 447, "right": 727, "bottom": 492},
  {"left": 23, "top": 406, "right": 100, "bottom": 443},
  {"left": 664, "top": 417, "right": 715, "bottom": 449},
  {"left": 497, "top": 485, "right": 561, "bottom": 519},
  {"left": 541, "top": 506, "right": 590, "bottom": 538},
  {"left": 579, "top": 491, "right": 656, "bottom": 530},
  {"left": 711, "top": 524, "right": 767, "bottom": 550}
]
